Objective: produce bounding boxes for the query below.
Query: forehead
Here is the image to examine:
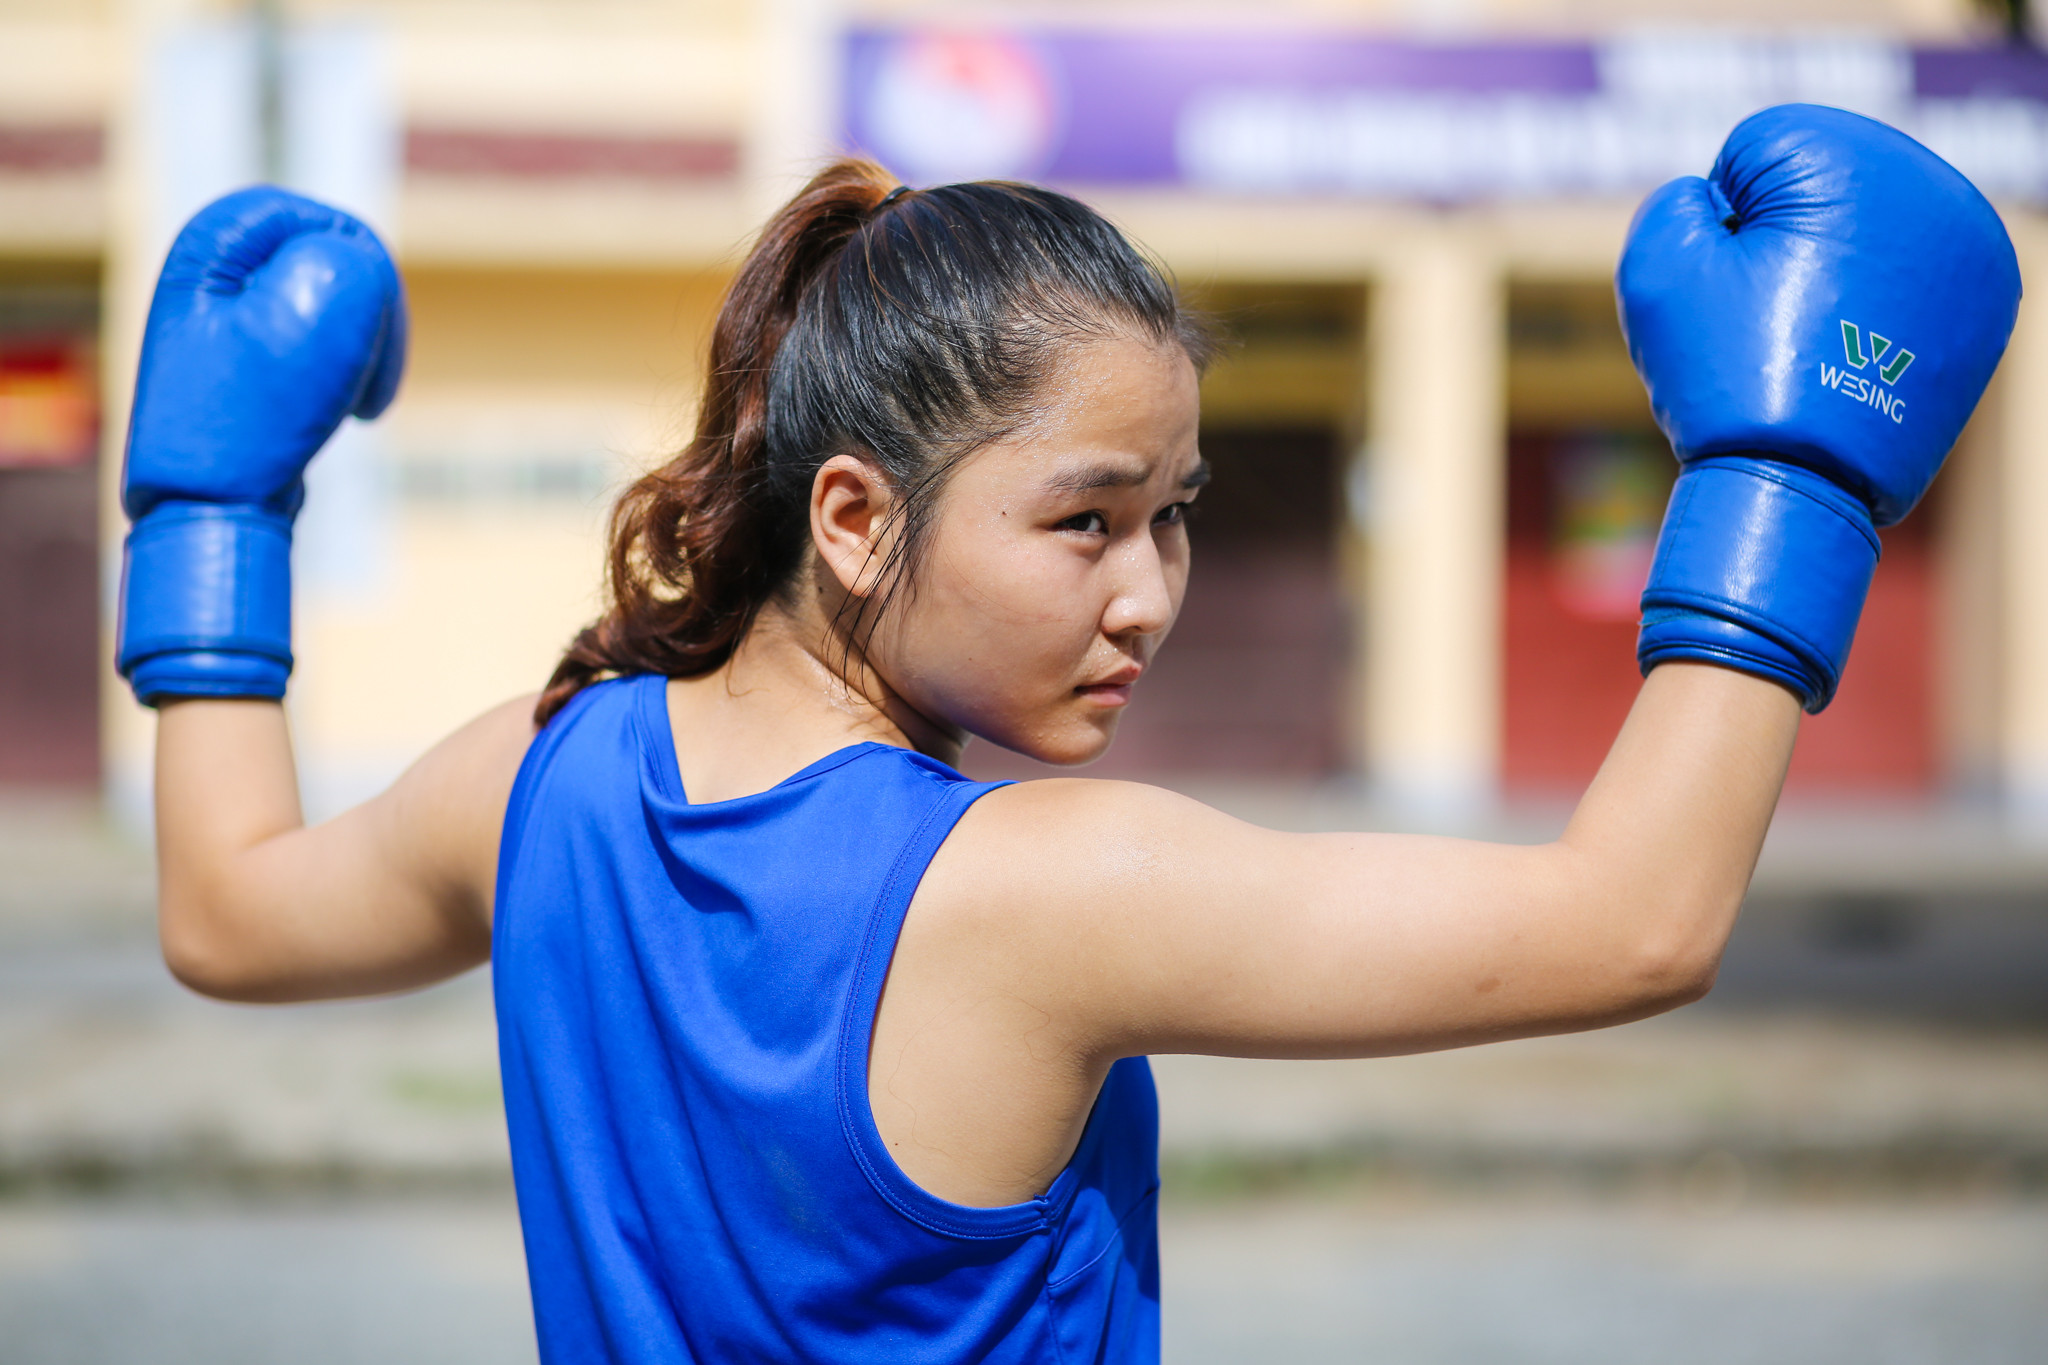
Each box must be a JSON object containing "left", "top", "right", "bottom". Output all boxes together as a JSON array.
[{"left": 1006, "top": 332, "right": 1202, "bottom": 471}]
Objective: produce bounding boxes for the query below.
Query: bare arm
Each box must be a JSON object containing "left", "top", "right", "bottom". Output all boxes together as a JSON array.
[
  {"left": 915, "top": 662, "right": 1800, "bottom": 1062},
  {"left": 154, "top": 695, "right": 536, "bottom": 1002}
]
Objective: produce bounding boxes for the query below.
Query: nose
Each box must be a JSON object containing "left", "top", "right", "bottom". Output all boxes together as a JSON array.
[{"left": 1100, "top": 532, "right": 1177, "bottom": 642}]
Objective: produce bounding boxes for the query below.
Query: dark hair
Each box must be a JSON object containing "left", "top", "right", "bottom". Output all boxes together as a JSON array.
[{"left": 536, "top": 158, "right": 1211, "bottom": 724}]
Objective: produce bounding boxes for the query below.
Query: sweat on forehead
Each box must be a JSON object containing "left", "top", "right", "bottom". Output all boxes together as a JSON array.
[{"left": 1044, "top": 458, "right": 1212, "bottom": 497}]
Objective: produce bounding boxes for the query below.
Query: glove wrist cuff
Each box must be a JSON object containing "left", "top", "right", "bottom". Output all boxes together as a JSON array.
[
  {"left": 1636, "top": 457, "right": 1879, "bottom": 712},
  {"left": 117, "top": 502, "right": 294, "bottom": 707}
]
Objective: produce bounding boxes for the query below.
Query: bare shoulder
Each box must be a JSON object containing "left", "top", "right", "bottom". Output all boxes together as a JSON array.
[
  {"left": 370, "top": 693, "right": 541, "bottom": 916},
  {"left": 426, "top": 692, "right": 543, "bottom": 781},
  {"left": 927, "top": 777, "right": 1285, "bottom": 941},
  {"left": 956, "top": 776, "right": 1255, "bottom": 863},
  {"left": 396, "top": 693, "right": 540, "bottom": 811},
  {"left": 920, "top": 776, "right": 1508, "bottom": 1059}
]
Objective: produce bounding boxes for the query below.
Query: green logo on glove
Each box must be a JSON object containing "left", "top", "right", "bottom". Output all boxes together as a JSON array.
[
  {"left": 1840, "top": 321, "right": 1916, "bottom": 386},
  {"left": 1821, "top": 321, "right": 1915, "bottom": 424}
]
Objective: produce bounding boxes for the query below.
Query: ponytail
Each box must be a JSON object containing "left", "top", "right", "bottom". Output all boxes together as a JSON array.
[
  {"left": 537, "top": 158, "right": 1209, "bottom": 725},
  {"left": 536, "top": 161, "right": 892, "bottom": 722}
]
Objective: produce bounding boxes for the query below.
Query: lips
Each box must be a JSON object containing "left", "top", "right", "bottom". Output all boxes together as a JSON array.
[
  {"left": 1076, "top": 662, "right": 1142, "bottom": 704},
  {"left": 1080, "top": 662, "right": 1142, "bottom": 690}
]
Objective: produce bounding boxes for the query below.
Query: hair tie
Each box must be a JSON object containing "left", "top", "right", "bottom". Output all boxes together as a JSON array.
[{"left": 878, "top": 185, "right": 914, "bottom": 209}]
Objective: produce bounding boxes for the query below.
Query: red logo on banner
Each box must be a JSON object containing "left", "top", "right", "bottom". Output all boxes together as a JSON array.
[{"left": 864, "top": 32, "right": 1059, "bottom": 183}]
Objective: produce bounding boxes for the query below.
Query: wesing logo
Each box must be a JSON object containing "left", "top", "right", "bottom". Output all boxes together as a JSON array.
[{"left": 1819, "top": 321, "right": 1914, "bottom": 424}]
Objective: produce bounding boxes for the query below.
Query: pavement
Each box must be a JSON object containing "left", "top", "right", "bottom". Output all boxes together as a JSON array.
[
  {"left": 2, "top": 1187, "right": 2045, "bottom": 1365},
  {"left": 10, "top": 939, "right": 2047, "bottom": 1193},
  {"left": 5, "top": 789, "right": 2047, "bottom": 1192},
  {"left": 0, "top": 1195, "right": 539, "bottom": 1365},
  {"left": 1159, "top": 1189, "right": 2048, "bottom": 1365},
  {"left": 3, "top": 789, "right": 2047, "bottom": 1361},
  {"left": 0, "top": 795, "right": 509, "bottom": 1190}
]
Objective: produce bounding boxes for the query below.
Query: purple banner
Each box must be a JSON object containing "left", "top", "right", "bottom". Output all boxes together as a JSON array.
[
  {"left": 1915, "top": 45, "right": 2048, "bottom": 100},
  {"left": 842, "top": 29, "right": 2048, "bottom": 201}
]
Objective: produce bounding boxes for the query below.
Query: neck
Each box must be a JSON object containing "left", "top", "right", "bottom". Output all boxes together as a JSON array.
[
  {"left": 663, "top": 586, "right": 964, "bottom": 803},
  {"left": 742, "top": 604, "right": 964, "bottom": 764}
]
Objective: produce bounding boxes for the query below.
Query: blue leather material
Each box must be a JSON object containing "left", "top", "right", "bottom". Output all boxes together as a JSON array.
[
  {"left": 118, "top": 503, "right": 294, "bottom": 703},
  {"left": 1618, "top": 106, "right": 2020, "bottom": 710},
  {"left": 1619, "top": 105, "right": 2020, "bottom": 528},
  {"left": 495, "top": 675, "right": 1163, "bottom": 1364},
  {"left": 1638, "top": 610, "right": 1816, "bottom": 703},
  {"left": 123, "top": 187, "right": 406, "bottom": 520},
  {"left": 128, "top": 652, "right": 293, "bottom": 702},
  {"left": 1637, "top": 459, "right": 1880, "bottom": 711},
  {"left": 116, "top": 186, "right": 405, "bottom": 705}
]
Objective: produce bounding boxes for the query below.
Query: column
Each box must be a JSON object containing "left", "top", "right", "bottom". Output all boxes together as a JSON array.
[
  {"left": 1353, "top": 227, "right": 1506, "bottom": 820},
  {"left": 98, "top": 0, "right": 171, "bottom": 836},
  {"left": 1997, "top": 211, "right": 2048, "bottom": 824},
  {"left": 1935, "top": 394, "right": 2004, "bottom": 799},
  {"left": 746, "top": 0, "right": 839, "bottom": 220}
]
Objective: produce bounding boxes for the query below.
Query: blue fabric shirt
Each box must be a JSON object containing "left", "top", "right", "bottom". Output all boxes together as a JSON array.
[{"left": 493, "top": 674, "right": 1161, "bottom": 1363}]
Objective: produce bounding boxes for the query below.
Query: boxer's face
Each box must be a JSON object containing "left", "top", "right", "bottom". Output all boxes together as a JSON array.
[{"left": 867, "top": 332, "right": 1205, "bottom": 765}]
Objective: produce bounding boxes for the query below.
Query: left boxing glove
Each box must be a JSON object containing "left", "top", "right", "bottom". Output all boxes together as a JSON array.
[
  {"left": 1618, "top": 104, "right": 2021, "bottom": 711},
  {"left": 117, "top": 187, "right": 406, "bottom": 705}
]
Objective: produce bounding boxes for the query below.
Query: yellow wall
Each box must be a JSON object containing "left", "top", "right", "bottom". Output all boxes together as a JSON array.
[
  {"left": 287, "top": 266, "right": 729, "bottom": 810},
  {"left": 1504, "top": 282, "right": 1655, "bottom": 433},
  {"left": 402, "top": 268, "right": 728, "bottom": 393},
  {"left": 8, "top": 0, "right": 2030, "bottom": 815},
  {"left": 1193, "top": 282, "right": 1367, "bottom": 431}
]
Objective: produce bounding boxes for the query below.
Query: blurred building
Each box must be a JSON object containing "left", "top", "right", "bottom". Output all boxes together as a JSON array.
[{"left": 2, "top": 0, "right": 2045, "bottom": 826}]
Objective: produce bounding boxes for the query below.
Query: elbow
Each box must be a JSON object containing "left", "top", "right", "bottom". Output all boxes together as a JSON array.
[
  {"left": 1619, "top": 908, "right": 1730, "bottom": 1016},
  {"left": 158, "top": 895, "right": 265, "bottom": 1002},
  {"left": 160, "top": 927, "right": 238, "bottom": 1001},
  {"left": 1641, "top": 951, "right": 1719, "bottom": 1012}
]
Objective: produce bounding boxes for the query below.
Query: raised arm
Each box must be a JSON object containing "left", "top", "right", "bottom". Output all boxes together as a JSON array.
[
  {"left": 116, "top": 189, "right": 530, "bottom": 1002},
  {"left": 154, "top": 696, "right": 530, "bottom": 1002},
  {"left": 944, "top": 660, "right": 1795, "bottom": 1061},
  {"left": 904, "top": 105, "right": 2022, "bottom": 1071}
]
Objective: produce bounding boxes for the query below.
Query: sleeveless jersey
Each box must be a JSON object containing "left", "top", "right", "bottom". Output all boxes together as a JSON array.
[{"left": 492, "top": 674, "right": 1161, "bottom": 1363}]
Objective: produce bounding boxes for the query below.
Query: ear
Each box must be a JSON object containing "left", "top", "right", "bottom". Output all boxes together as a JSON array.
[{"left": 810, "top": 454, "right": 897, "bottom": 599}]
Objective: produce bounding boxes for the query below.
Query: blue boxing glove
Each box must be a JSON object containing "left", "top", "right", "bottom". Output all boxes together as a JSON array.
[
  {"left": 1617, "top": 104, "right": 2020, "bottom": 711},
  {"left": 117, "top": 187, "right": 406, "bottom": 705}
]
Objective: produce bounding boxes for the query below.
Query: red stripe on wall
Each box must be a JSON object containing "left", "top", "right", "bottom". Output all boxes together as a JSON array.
[
  {"left": 0, "top": 126, "right": 103, "bottom": 173},
  {"left": 405, "top": 128, "right": 740, "bottom": 180},
  {"left": 0, "top": 125, "right": 741, "bottom": 182}
]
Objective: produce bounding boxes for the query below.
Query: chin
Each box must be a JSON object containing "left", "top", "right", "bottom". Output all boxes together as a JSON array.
[
  {"left": 1013, "top": 714, "right": 1122, "bottom": 768},
  {"left": 964, "top": 702, "right": 1122, "bottom": 768}
]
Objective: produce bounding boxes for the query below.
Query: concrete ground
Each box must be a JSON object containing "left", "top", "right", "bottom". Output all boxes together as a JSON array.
[
  {"left": 1160, "top": 1188, "right": 2048, "bottom": 1365},
  {"left": 4, "top": 792, "right": 2047, "bottom": 1360},
  {"left": 1, "top": 1188, "right": 2043, "bottom": 1365}
]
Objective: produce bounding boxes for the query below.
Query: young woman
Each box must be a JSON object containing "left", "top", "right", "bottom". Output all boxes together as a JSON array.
[{"left": 121, "top": 107, "right": 2017, "bottom": 1363}]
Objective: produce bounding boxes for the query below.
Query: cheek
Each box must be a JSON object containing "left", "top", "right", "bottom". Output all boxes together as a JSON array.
[
  {"left": 932, "top": 528, "right": 1098, "bottom": 655},
  {"left": 1162, "top": 531, "right": 1192, "bottom": 612},
  {"left": 895, "top": 524, "right": 1102, "bottom": 698}
]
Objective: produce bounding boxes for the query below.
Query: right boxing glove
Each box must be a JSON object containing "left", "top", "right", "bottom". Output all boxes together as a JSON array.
[
  {"left": 117, "top": 187, "right": 407, "bottom": 705},
  {"left": 1617, "top": 105, "right": 2020, "bottom": 711}
]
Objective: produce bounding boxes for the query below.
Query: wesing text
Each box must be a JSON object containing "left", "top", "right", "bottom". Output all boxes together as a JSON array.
[{"left": 1821, "top": 320, "right": 1914, "bottom": 424}]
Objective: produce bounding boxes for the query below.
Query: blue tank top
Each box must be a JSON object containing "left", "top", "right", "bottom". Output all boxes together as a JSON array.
[{"left": 493, "top": 674, "right": 1161, "bottom": 1363}]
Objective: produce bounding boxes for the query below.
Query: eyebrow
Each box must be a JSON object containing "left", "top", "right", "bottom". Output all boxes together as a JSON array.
[{"left": 1045, "top": 458, "right": 1212, "bottom": 496}]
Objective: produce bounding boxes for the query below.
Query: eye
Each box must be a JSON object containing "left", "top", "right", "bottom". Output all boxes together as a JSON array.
[
  {"left": 1057, "top": 510, "right": 1109, "bottom": 535},
  {"left": 1155, "top": 501, "right": 1195, "bottom": 527}
]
